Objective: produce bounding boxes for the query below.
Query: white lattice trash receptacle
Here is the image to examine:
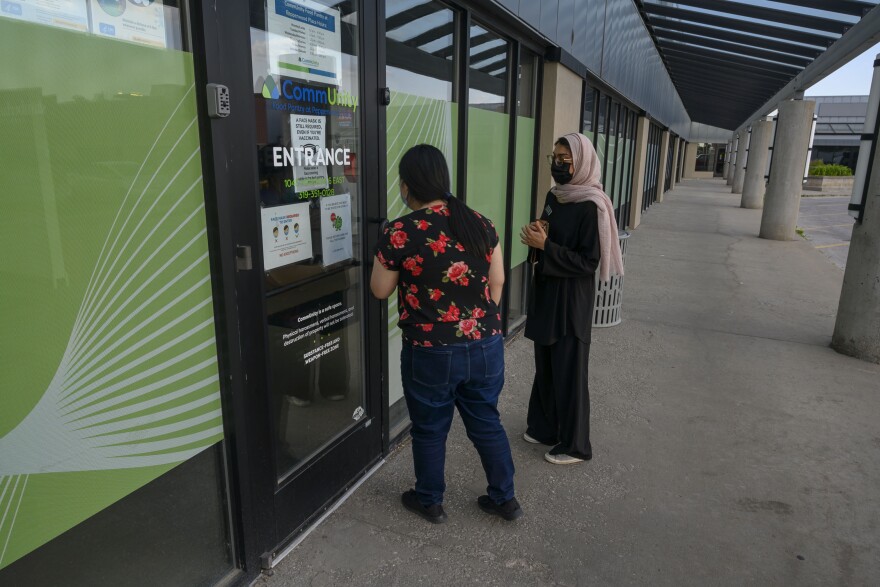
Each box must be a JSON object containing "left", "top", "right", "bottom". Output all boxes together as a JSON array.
[{"left": 592, "top": 231, "right": 630, "bottom": 327}]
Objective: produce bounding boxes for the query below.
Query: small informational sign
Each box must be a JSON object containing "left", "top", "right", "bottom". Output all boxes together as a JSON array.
[
  {"left": 290, "top": 113, "right": 329, "bottom": 190},
  {"left": 1, "top": 0, "right": 89, "bottom": 32},
  {"left": 261, "top": 202, "right": 313, "bottom": 270},
  {"left": 320, "top": 193, "right": 352, "bottom": 266},
  {"left": 267, "top": 0, "right": 341, "bottom": 85},
  {"left": 89, "top": 0, "right": 166, "bottom": 48}
]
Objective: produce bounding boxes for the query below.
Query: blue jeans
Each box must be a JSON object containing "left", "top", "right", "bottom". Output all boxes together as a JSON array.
[{"left": 401, "top": 334, "right": 515, "bottom": 506}]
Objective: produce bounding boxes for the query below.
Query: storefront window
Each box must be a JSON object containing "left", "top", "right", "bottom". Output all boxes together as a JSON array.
[
  {"left": 695, "top": 143, "right": 716, "bottom": 172},
  {"left": 582, "top": 85, "right": 595, "bottom": 142},
  {"left": 385, "top": 0, "right": 458, "bottom": 436},
  {"left": 0, "top": 2, "right": 232, "bottom": 583},
  {"left": 466, "top": 23, "right": 510, "bottom": 244},
  {"left": 508, "top": 48, "right": 539, "bottom": 330}
]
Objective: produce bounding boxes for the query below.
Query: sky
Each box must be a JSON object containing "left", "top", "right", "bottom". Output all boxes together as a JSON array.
[{"left": 806, "top": 42, "right": 880, "bottom": 97}]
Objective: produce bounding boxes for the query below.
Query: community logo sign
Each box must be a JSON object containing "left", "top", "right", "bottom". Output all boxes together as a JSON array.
[{"left": 258, "top": 75, "right": 358, "bottom": 113}]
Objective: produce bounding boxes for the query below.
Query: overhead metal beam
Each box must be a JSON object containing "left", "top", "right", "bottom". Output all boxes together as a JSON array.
[
  {"left": 672, "top": 79, "right": 774, "bottom": 101},
  {"left": 673, "top": 81, "right": 772, "bottom": 100},
  {"left": 648, "top": 17, "right": 824, "bottom": 59},
  {"left": 662, "top": 49, "right": 795, "bottom": 82},
  {"left": 668, "top": 73, "right": 784, "bottom": 99},
  {"left": 436, "top": 32, "right": 493, "bottom": 58},
  {"left": 641, "top": 3, "right": 839, "bottom": 47},
  {"left": 654, "top": 30, "right": 812, "bottom": 68},
  {"left": 668, "top": 64, "right": 785, "bottom": 88},
  {"left": 651, "top": 0, "right": 853, "bottom": 35},
  {"left": 737, "top": 3, "right": 880, "bottom": 130},
  {"left": 763, "top": 0, "right": 875, "bottom": 18},
  {"left": 666, "top": 65, "right": 788, "bottom": 90},
  {"left": 659, "top": 42, "right": 804, "bottom": 77}
]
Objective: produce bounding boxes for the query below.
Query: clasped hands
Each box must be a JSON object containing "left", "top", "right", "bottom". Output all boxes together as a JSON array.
[{"left": 520, "top": 220, "right": 548, "bottom": 250}]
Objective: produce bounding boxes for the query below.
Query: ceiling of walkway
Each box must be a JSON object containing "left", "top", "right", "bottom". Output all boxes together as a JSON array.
[{"left": 635, "top": 0, "right": 880, "bottom": 129}]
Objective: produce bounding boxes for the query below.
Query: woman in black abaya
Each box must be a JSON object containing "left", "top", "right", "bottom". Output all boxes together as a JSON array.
[{"left": 520, "top": 132, "right": 624, "bottom": 465}]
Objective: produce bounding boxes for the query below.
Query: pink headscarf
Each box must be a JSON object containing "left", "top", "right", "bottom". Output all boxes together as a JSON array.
[{"left": 551, "top": 132, "right": 625, "bottom": 281}]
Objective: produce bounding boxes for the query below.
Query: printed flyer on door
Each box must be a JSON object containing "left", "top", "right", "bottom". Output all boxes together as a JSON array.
[
  {"left": 290, "top": 113, "right": 329, "bottom": 190},
  {"left": 261, "top": 202, "right": 313, "bottom": 270},
  {"left": 320, "top": 193, "right": 352, "bottom": 266},
  {"left": 268, "top": 0, "right": 341, "bottom": 85}
]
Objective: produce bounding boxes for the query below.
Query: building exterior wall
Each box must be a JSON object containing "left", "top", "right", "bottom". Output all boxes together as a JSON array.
[
  {"left": 537, "top": 63, "right": 590, "bottom": 199},
  {"left": 492, "top": 0, "right": 697, "bottom": 137}
]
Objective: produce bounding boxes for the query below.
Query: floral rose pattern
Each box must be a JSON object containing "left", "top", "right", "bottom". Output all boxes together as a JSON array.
[{"left": 377, "top": 204, "right": 501, "bottom": 345}]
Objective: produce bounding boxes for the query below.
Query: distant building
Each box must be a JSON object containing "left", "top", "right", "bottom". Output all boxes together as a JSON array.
[{"left": 809, "top": 96, "right": 869, "bottom": 171}]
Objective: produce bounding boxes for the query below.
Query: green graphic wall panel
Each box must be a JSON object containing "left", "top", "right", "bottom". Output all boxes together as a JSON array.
[
  {"left": 466, "top": 107, "right": 509, "bottom": 248},
  {"left": 0, "top": 19, "right": 222, "bottom": 570}
]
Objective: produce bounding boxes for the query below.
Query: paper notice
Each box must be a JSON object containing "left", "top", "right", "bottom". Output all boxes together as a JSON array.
[{"left": 261, "top": 202, "right": 313, "bottom": 270}]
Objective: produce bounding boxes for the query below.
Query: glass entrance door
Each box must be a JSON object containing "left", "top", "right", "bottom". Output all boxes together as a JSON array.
[{"left": 247, "top": 0, "right": 381, "bottom": 553}]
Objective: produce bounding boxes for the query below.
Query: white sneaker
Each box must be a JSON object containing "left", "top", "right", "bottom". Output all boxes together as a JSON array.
[
  {"left": 522, "top": 432, "right": 542, "bottom": 444},
  {"left": 544, "top": 452, "right": 585, "bottom": 465}
]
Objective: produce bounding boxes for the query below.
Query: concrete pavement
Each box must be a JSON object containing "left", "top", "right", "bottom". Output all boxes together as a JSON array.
[{"left": 259, "top": 179, "right": 880, "bottom": 587}]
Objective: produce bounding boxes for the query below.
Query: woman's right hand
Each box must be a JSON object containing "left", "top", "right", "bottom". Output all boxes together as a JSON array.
[{"left": 520, "top": 220, "right": 548, "bottom": 250}]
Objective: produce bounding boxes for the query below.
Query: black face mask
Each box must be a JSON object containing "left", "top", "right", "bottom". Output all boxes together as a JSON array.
[{"left": 550, "top": 160, "right": 573, "bottom": 185}]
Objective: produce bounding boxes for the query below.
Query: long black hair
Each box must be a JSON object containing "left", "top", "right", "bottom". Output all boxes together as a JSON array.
[{"left": 399, "top": 144, "right": 492, "bottom": 258}]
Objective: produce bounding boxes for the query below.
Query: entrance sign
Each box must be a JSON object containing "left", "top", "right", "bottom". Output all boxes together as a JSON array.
[
  {"left": 268, "top": 0, "right": 341, "bottom": 85},
  {"left": 320, "top": 193, "right": 352, "bottom": 266},
  {"left": 261, "top": 202, "right": 313, "bottom": 269},
  {"left": 290, "top": 113, "right": 329, "bottom": 190}
]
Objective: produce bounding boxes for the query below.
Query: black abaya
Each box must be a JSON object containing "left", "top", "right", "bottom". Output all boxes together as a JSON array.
[{"left": 524, "top": 191, "right": 601, "bottom": 458}]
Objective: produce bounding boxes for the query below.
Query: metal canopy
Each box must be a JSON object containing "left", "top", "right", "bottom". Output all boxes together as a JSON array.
[{"left": 635, "top": 0, "right": 880, "bottom": 129}]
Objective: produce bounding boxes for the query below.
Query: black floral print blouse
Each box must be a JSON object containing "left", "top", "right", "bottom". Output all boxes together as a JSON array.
[{"left": 376, "top": 204, "right": 502, "bottom": 346}]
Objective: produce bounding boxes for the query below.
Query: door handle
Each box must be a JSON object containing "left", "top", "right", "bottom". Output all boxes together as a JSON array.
[
  {"left": 235, "top": 245, "right": 253, "bottom": 271},
  {"left": 369, "top": 217, "right": 388, "bottom": 233}
]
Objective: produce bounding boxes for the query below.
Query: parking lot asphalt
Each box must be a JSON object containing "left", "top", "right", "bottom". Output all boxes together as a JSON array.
[{"left": 797, "top": 196, "right": 854, "bottom": 270}]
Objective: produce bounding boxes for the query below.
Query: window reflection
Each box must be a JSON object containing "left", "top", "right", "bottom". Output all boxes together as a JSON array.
[
  {"left": 468, "top": 24, "right": 507, "bottom": 111},
  {"left": 0, "top": 0, "right": 183, "bottom": 49}
]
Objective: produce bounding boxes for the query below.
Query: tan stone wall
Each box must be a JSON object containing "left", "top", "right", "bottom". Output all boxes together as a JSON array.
[
  {"left": 683, "top": 143, "right": 713, "bottom": 179},
  {"left": 536, "top": 62, "right": 584, "bottom": 215}
]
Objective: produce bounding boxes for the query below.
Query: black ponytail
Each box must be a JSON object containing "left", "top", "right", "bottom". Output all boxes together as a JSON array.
[{"left": 399, "top": 144, "right": 492, "bottom": 258}]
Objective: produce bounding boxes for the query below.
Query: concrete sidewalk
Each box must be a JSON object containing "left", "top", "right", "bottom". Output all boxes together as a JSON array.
[{"left": 261, "top": 179, "right": 880, "bottom": 586}]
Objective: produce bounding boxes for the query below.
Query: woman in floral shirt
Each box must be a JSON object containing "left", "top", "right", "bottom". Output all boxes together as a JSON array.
[{"left": 371, "top": 144, "right": 521, "bottom": 524}]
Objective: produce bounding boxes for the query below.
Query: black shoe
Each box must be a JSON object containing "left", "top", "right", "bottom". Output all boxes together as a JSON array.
[
  {"left": 477, "top": 495, "right": 523, "bottom": 521},
  {"left": 401, "top": 490, "right": 447, "bottom": 524}
]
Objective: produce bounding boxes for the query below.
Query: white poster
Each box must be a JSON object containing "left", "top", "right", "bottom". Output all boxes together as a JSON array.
[
  {"left": 267, "top": 0, "right": 341, "bottom": 85},
  {"left": 0, "top": 0, "right": 89, "bottom": 32},
  {"left": 261, "top": 202, "right": 313, "bottom": 270},
  {"left": 89, "top": 0, "right": 166, "bottom": 48},
  {"left": 320, "top": 193, "right": 352, "bottom": 266},
  {"left": 290, "top": 113, "right": 329, "bottom": 190}
]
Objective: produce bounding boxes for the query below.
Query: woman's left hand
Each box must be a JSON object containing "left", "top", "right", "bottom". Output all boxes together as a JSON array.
[{"left": 520, "top": 221, "right": 547, "bottom": 250}]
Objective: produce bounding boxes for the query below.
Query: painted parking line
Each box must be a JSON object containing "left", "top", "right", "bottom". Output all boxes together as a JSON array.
[
  {"left": 814, "top": 243, "right": 849, "bottom": 249},
  {"left": 799, "top": 223, "right": 855, "bottom": 230}
]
